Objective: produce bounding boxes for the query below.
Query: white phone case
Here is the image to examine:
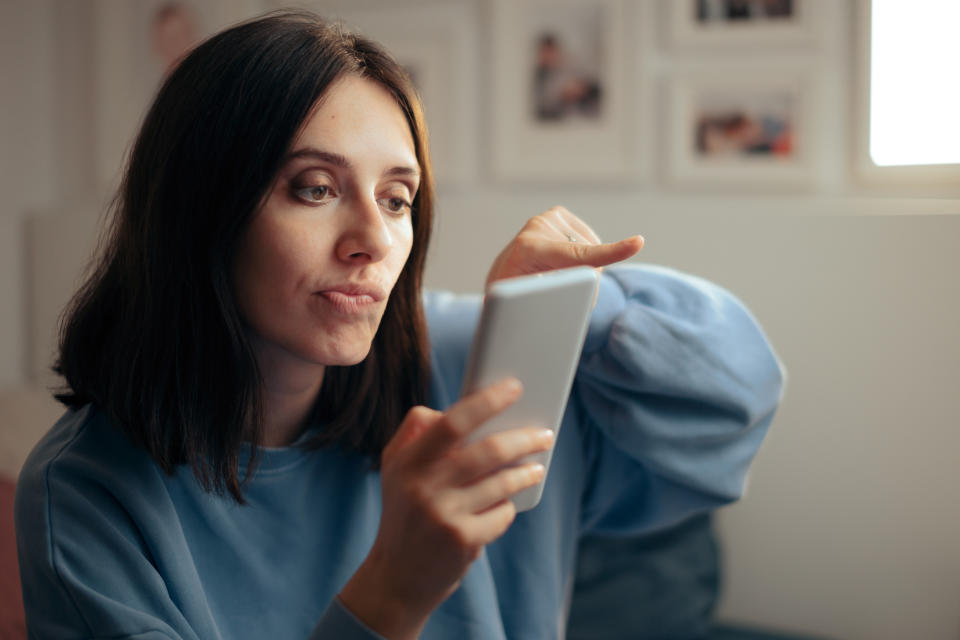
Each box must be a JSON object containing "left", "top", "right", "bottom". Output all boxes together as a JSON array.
[{"left": 460, "top": 266, "right": 599, "bottom": 511}]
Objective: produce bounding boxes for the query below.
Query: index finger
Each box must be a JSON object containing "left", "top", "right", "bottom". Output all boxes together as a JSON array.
[
  {"left": 548, "top": 235, "right": 644, "bottom": 270},
  {"left": 404, "top": 378, "right": 523, "bottom": 467}
]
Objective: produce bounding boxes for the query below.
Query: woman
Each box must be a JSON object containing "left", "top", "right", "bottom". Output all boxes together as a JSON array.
[{"left": 15, "top": 11, "right": 784, "bottom": 640}]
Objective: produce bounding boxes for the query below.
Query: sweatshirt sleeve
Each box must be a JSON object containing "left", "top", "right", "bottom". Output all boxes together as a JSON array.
[
  {"left": 311, "top": 600, "right": 388, "bottom": 640},
  {"left": 574, "top": 264, "right": 786, "bottom": 536},
  {"left": 14, "top": 415, "right": 200, "bottom": 640}
]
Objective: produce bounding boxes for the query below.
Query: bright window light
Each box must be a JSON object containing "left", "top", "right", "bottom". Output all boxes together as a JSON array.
[{"left": 870, "top": 0, "right": 960, "bottom": 167}]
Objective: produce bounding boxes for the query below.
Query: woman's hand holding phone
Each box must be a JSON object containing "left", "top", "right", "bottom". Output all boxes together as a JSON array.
[
  {"left": 338, "top": 378, "right": 552, "bottom": 640},
  {"left": 340, "top": 205, "right": 639, "bottom": 638}
]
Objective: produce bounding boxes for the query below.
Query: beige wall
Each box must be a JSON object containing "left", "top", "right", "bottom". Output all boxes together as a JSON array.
[{"left": 2, "top": 2, "right": 958, "bottom": 639}]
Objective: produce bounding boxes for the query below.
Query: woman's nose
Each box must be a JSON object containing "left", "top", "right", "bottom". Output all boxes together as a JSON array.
[{"left": 335, "top": 195, "right": 393, "bottom": 264}]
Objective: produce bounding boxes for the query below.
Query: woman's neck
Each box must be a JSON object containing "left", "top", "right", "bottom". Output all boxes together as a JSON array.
[
  {"left": 248, "top": 335, "right": 326, "bottom": 447},
  {"left": 258, "top": 377, "right": 324, "bottom": 447}
]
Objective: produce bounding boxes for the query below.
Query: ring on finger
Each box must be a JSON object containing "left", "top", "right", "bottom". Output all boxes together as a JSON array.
[{"left": 564, "top": 232, "right": 578, "bottom": 243}]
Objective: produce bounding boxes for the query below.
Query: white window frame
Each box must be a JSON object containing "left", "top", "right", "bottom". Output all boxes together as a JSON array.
[{"left": 853, "top": 0, "right": 960, "bottom": 195}]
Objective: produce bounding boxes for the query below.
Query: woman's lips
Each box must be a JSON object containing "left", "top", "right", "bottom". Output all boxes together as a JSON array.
[{"left": 316, "top": 284, "right": 386, "bottom": 314}]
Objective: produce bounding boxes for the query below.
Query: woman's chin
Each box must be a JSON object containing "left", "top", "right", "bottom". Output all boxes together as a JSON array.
[{"left": 317, "top": 343, "right": 373, "bottom": 367}]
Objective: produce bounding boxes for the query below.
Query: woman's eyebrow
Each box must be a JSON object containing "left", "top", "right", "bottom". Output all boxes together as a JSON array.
[
  {"left": 385, "top": 165, "right": 421, "bottom": 181},
  {"left": 285, "top": 147, "right": 351, "bottom": 169},
  {"left": 285, "top": 146, "right": 420, "bottom": 180}
]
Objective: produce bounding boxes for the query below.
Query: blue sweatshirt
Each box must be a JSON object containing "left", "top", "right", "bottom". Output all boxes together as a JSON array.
[{"left": 15, "top": 265, "right": 784, "bottom": 639}]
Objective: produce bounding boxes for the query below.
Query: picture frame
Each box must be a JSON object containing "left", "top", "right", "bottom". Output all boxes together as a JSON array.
[
  {"left": 324, "top": 3, "right": 479, "bottom": 188},
  {"left": 666, "top": 70, "right": 815, "bottom": 189},
  {"left": 490, "top": 0, "right": 643, "bottom": 182},
  {"left": 94, "top": 0, "right": 265, "bottom": 193},
  {"left": 668, "top": 0, "right": 814, "bottom": 48}
]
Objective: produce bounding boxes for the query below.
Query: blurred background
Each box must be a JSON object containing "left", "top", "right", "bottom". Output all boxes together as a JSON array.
[{"left": 1, "top": 1, "right": 958, "bottom": 639}]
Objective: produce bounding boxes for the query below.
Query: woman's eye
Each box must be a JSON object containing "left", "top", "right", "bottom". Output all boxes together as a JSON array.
[
  {"left": 293, "top": 185, "right": 331, "bottom": 204},
  {"left": 379, "top": 197, "right": 411, "bottom": 215}
]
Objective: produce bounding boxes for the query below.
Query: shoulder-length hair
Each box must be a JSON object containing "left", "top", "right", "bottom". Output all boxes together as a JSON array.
[{"left": 55, "top": 10, "right": 434, "bottom": 502}]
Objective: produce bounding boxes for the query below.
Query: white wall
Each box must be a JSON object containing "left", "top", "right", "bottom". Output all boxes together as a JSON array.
[
  {"left": 2, "top": 1, "right": 958, "bottom": 639},
  {"left": 0, "top": 0, "right": 98, "bottom": 387},
  {"left": 0, "top": 0, "right": 56, "bottom": 386}
]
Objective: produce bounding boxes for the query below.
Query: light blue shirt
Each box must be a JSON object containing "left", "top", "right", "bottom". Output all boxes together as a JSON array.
[{"left": 15, "top": 265, "right": 785, "bottom": 639}]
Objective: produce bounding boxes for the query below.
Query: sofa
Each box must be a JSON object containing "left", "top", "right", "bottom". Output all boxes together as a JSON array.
[{"left": 1, "top": 474, "right": 25, "bottom": 638}]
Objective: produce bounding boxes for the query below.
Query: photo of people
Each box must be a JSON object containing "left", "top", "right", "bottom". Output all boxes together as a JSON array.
[
  {"left": 697, "top": 0, "right": 795, "bottom": 23},
  {"left": 693, "top": 91, "right": 794, "bottom": 157},
  {"left": 527, "top": 5, "right": 606, "bottom": 122},
  {"left": 150, "top": 2, "right": 203, "bottom": 75}
]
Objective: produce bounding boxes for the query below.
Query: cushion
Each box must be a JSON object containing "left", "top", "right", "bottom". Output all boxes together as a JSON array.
[{"left": 566, "top": 513, "right": 719, "bottom": 640}]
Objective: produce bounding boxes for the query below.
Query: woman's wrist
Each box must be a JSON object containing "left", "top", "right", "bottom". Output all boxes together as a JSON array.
[{"left": 338, "top": 552, "right": 431, "bottom": 640}]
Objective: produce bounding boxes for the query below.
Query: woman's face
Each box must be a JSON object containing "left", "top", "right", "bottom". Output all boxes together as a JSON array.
[{"left": 234, "top": 75, "right": 419, "bottom": 380}]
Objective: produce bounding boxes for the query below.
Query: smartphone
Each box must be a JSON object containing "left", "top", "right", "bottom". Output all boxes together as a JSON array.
[{"left": 459, "top": 266, "right": 599, "bottom": 512}]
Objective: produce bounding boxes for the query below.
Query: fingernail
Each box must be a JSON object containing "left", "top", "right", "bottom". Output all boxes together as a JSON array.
[
  {"left": 536, "top": 429, "right": 555, "bottom": 446},
  {"left": 529, "top": 463, "right": 546, "bottom": 479},
  {"left": 504, "top": 378, "right": 523, "bottom": 394}
]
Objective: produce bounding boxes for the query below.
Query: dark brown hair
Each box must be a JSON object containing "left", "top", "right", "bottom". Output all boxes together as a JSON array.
[{"left": 55, "top": 10, "right": 434, "bottom": 501}]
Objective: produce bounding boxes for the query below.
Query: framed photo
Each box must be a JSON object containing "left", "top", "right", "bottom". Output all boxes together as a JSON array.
[
  {"left": 666, "top": 71, "right": 814, "bottom": 188},
  {"left": 491, "top": 0, "right": 643, "bottom": 182},
  {"left": 94, "top": 0, "right": 265, "bottom": 193},
  {"left": 327, "top": 3, "right": 478, "bottom": 188},
  {"left": 669, "top": 0, "right": 814, "bottom": 47}
]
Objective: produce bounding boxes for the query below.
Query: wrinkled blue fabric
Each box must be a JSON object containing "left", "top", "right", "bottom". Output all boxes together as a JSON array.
[{"left": 15, "top": 264, "right": 785, "bottom": 639}]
